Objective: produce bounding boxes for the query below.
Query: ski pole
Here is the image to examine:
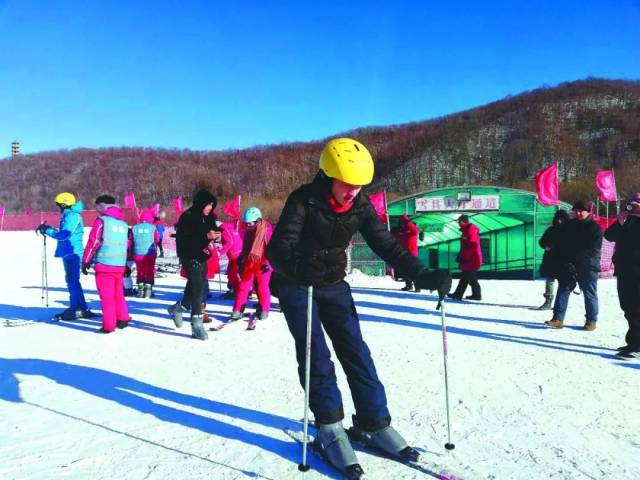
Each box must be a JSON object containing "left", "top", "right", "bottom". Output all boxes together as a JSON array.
[
  {"left": 440, "top": 299, "right": 455, "bottom": 450},
  {"left": 298, "top": 285, "right": 313, "bottom": 473},
  {"left": 44, "top": 236, "right": 49, "bottom": 307}
]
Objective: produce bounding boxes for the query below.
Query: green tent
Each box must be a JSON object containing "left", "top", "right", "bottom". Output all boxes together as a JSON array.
[{"left": 350, "top": 186, "right": 571, "bottom": 279}]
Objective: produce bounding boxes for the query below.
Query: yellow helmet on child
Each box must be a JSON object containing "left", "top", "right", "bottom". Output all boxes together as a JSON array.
[
  {"left": 54, "top": 192, "right": 76, "bottom": 207},
  {"left": 319, "top": 138, "right": 374, "bottom": 186}
]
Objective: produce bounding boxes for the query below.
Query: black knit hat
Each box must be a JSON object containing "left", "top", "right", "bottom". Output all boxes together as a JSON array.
[{"left": 571, "top": 200, "right": 593, "bottom": 212}]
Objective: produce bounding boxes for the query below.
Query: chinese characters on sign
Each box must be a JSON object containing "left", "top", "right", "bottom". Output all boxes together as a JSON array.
[{"left": 415, "top": 195, "right": 500, "bottom": 212}]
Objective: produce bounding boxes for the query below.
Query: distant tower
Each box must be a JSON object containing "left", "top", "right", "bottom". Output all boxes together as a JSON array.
[{"left": 11, "top": 141, "right": 20, "bottom": 157}]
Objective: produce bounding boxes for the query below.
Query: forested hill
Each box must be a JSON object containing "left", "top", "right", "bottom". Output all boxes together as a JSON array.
[{"left": 1, "top": 78, "right": 639, "bottom": 218}]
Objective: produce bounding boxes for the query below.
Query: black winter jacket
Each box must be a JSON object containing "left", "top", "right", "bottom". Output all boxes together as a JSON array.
[
  {"left": 176, "top": 190, "right": 218, "bottom": 263},
  {"left": 267, "top": 173, "right": 425, "bottom": 287},
  {"left": 539, "top": 224, "right": 564, "bottom": 278},
  {"left": 555, "top": 217, "right": 603, "bottom": 273},
  {"left": 604, "top": 215, "right": 640, "bottom": 277}
]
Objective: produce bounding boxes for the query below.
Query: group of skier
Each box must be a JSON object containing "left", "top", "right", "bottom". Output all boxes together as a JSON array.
[{"left": 35, "top": 135, "right": 639, "bottom": 478}]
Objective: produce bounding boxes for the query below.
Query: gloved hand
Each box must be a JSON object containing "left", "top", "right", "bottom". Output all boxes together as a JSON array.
[
  {"left": 261, "top": 264, "right": 271, "bottom": 274},
  {"left": 414, "top": 268, "right": 452, "bottom": 309},
  {"left": 295, "top": 256, "right": 326, "bottom": 286},
  {"left": 36, "top": 223, "right": 48, "bottom": 235},
  {"left": 81, "top": 263, "right": 90, "bottom": 275}
]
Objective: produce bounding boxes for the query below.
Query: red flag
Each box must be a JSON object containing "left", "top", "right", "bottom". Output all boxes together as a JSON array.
[
  {"left": 222, "top": 195, "right": 241, "bottom": 220},
  {"left": 534, "top": 163, "right": 559, "bottom": 206},
  {"left": 24, "top": 207, "right": 32, "bottom": 216},
  {"left": 172, "top": 196, "right": 184, "bottom": 217},
  {"left": 123, "top": 192, "right": 137, "bottom": 209},
  {"left": 595, "top": 170, "right": 617, "bottom": 202},
  {"left": 150, "top": 202, "right": 160, "bottom": 216},
  {"left": 368, "top": 191, "right": 388, "bottom": 226}
]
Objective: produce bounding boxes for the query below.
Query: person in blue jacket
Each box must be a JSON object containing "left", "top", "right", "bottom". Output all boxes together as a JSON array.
[{"left": 36, "top": 192, "right": 96, "bottom": 320}]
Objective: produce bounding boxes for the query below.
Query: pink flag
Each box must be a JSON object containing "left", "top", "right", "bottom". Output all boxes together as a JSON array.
[
  {"left": 172, "top": 196, "right": 184, "bottom": 217},
  {"left": 0, "top": 206, "right": 4, "bottom": 217},
  {"left": 595, "top": 170, "right": 617, "bottom": 202},
  {"left": 150, "top": 202, "right": 160, "bottom": 216},
  {"left": 368, "top": 191, "right": 388, "bottom": 226},
  {"left": 534, "top": 163, "right": 559, "bottom": 206},
  {"left": 222, "top": 195, "right": 241, "bottom": 220},
  {"left": 123, "top": 192, "right": 137, "bottom": 209},
  {"left": 24, "top": 207, "right": 32, "bottom": 216}
]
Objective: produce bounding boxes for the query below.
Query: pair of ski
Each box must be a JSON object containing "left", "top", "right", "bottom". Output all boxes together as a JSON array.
[
  {"left": 283, "top": 428, "right": 460, "bottom": 480},
  {"left": 210, "top": 313, "right": 256, "bottom": 331}
]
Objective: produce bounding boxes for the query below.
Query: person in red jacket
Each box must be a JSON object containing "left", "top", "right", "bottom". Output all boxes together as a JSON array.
[
  {"left": 391, "top": 214, "right": 420, "bottom": 291},
  {"left": 448, "top": 214, "right": 483, "bottom": 300}
]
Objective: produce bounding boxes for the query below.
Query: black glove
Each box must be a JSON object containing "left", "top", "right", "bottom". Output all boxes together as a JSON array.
[
  {"left": 414, "top": 269, "right": 452, "bottom": 310},
  {"left": 81, "top": 263, "right": 90, "bottom": 275},
  {"left": 296, "top": 256, "right": 326, "bottom": 286},
  {"left": 261, "top": 264, "right": 271, "bottom": 274},
  {"left": 36, "top": 223, "right": 48, "bottom": 235}
]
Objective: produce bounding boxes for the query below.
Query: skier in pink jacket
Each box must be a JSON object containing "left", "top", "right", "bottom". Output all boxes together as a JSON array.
[
  {"left": 228, "top": 207, "right": 273, "bottom": 320},
  {"left": 132, "top": 209, "right": 160, "bottom": 298},
  {"left": 82, "top": 197, "right": 132, "bottom": 333},
  {"left": 219, "top": 221, "right": 243, "bottom": 299}
]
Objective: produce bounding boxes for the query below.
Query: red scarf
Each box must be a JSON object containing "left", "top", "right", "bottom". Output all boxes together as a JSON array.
[{"left": 326, "top": 194, "right": 354, "bottom": 213}]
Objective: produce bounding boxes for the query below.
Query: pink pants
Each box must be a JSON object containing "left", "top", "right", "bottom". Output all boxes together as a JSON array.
[
  {"left": 134, "top": 254, "right": 156, "bottom": 284},
  {"left": 233, "top": 266, "right": 272, "bottom": 313},
  {"left": 95, "top": 266, "right": 129, "bottom": 332},
  {"left": 226, "top": 255, "right": 241, "bottom": 291}
]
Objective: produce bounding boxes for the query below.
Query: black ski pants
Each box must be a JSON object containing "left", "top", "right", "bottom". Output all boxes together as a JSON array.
[
  {"left": 452, "top": 270, "right": 481, "bottom": 298},
  {"left": 617, "top": 273, "right": 640, "bottom": 349},
  {"left": 180, "top": 259, "right": 207, "bottom": 314},
  {"left": 279, "top": 280, "right": 390, "bottom": 431}
]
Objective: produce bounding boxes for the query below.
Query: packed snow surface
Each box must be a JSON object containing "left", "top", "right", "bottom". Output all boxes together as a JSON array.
[{"left": 1, "top": 230, "right": 638, "bottom": 480}]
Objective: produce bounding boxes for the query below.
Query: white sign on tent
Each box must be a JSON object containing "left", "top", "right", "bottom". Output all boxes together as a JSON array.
[{"left": 415, "top": 195, "right": 500, "bottom": 212}]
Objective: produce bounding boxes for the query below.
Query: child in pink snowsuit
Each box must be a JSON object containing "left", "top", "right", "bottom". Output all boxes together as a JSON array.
[
  {"left": 229, "top": 208, "right": 272, "bottom": 320},
  {"left": 132, "top": 209, "right": 160, "bottom": 298},
  {"left": 82, "top": 203, "right": 131, "bottom": 333},
  {"left": 220, "top": 221, "right": 243, "bottom": 298}
]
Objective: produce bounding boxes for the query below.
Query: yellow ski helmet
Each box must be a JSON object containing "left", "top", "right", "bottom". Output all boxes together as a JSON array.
[
  {"left": 54, "top": 192, "right": 76, "bottom": 207},
  {"left": 319, "top": 138, "right": 374, "bottom": 186}
]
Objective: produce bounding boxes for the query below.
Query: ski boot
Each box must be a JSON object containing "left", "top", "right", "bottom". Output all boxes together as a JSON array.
[
  {"left": 190, "top": 314, "right": 208, "bottom": 340},
  {"left": 535, "top": 294, "right": 554, "bottom": 310},
  {"left": 348, "top": 415, "right": 419, "bottom": 461},
  {"left": 136, "top": 283, "right": 145, "bottom": 298},
  {"left": 79, "top": 309, "right": 100, "bottom": 319},
  {"left": 143, "top": 283, "right": 153, "bottom": 299},
  {"left": 116, "top": 320, "right": 129, "bottom": 329},
  {"left": 314, "top": 421, "right": 364, "bottom": 479},
  {"left": 53, "top": 308, "right": 79, "bottom": 321},
  {"left": 168, "top": 302, "right": 188, "bottom": 328},
  {"left": 228, "top": 310, "right": 243, "bottom": 322},
  {"left": 255, "top": 304, "right": 269, "bottom": 320}
]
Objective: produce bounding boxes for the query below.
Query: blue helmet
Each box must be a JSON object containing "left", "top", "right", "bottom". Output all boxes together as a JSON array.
[{"left": 243, "top": 207, "right": 262, "bottom": 223}]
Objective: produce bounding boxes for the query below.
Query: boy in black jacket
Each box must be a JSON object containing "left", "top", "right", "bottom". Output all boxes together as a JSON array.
[
  {"left": 605, "top": 193, "right": 640, "bottom": 360},
  {"left": 168, "top": 189, "right": 219, "bottom": 340},
  {"left": 267, "top": 138, "right": 451, "bottom": 476}
]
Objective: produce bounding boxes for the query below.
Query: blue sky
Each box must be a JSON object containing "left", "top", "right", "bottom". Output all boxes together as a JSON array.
[{"left": 1, "top": 0, "right": 639, "bottom": 155}]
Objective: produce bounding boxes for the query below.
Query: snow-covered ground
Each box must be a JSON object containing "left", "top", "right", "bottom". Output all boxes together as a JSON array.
[{"left": 1, "top": 230, "right": 638, "bottom": 480}]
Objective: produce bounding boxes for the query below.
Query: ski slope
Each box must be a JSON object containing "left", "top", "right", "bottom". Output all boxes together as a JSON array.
[{"left": 1, "top": 230, "right": 638, "bottom": 480}]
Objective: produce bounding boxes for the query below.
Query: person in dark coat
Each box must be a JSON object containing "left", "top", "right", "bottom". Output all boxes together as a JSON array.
[
  {"left": 545, "top": 201, "right": 602, "bottom": 331},
  {"left": 604, "top": 193, "right": 640, "bottom": 360},
  {"left": 535, "top": 209, "right": 571, "bottom": 310},
  {"left": 267, "top": 138, "right": 451, "bottom": 476},
  {"left": 448, "top": 215, "right": 483, "bottom": 300},
  {"left": 168, "top": 189, "right": 219, "bottom": 340},
  {"left": 391, "top": 214, "right": 420, "bottom": 291}
]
